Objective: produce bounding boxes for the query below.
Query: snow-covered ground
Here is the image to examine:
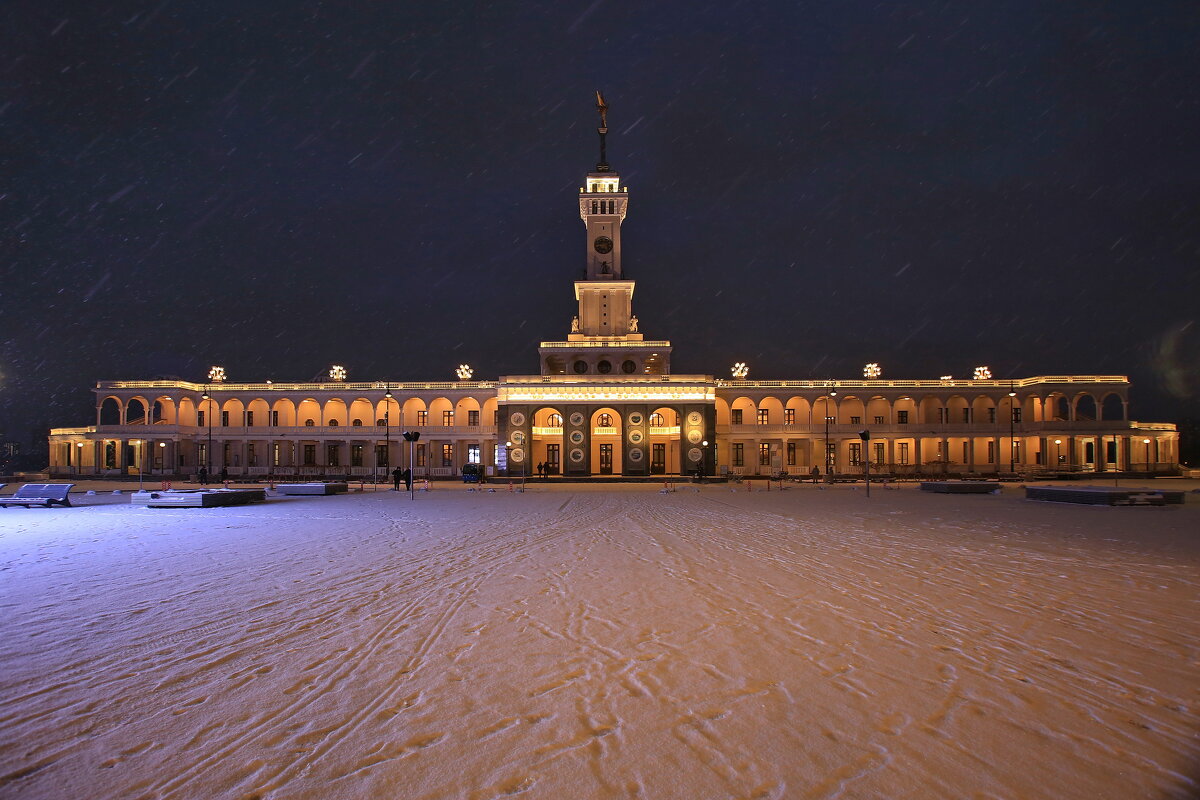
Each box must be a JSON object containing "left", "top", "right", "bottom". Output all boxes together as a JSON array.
[{"left": 1, "top": 482, "right": 1196, "bottom": 799}]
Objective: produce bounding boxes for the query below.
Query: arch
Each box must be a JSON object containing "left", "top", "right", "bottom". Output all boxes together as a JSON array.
[
  {"left": 1100, "top": 392, "right": 1125, "bottom": 421},
  {"left": 177, "top": 396, "right": 198, "bottom": 427},
  {"left": 544, "top": 355, "right": 566, "bottom": 375},
  {"left": 971, "top": 395, "right": 996, "bottom": 423},
  {"left": 715, "top": 397, "right": 732, "bottom": 426},
  {"left": 349, "top": 397, "right": 374, "bottom": 427},
  {"left": 946, "top": 395, "right": 970, "bottom": 423},
  {"left": 1025, "top": 395, "right": 1043, "bottom": 423},
  {"left": 297, "top": 398, "right": 322, "bottom": 427},
  {"left": 589, "top": 407, "right": 623, "bottom": 475},
  {"left": 865, "top": 396, "right": 890, "bottom": 424},
  {"left": 813, "top": 395, "right": 838, "bottom": 425},
  {"left": 428, "top": 397, "right": 454, "bottom": 426},
  {"left": 1048, "top": 394, "right": 1070, "bottom": 421},
  {"left": 402, "top": 397, "right": 428, "bottom": 425},
  {"left": 917, "top": 395, "right": 942, "bottom": 425},
  {"left": 246, "top": 398, "right": 271, "bottom": 426},
  {"left": 758, "top": 396, "right": 784, "bottom": 425},
  {"left": 375, "top": 396, "right": 401, "bottom": 426},
  {"left": 322, "top": 398, "right": 348, "bottom": 426},
  {"left": 455, "top": 396, "right": 482, "bottom": 426},
  {"left": 533, "top": 407, "right": 564, "bottom": 428},
  {"left": 221, "top": 397, "right": 246, "bottom": 426},
  {"left": 893, "top": 396, "right": 917, "bottom": 424},
  {"left": 197, "top": 395, "right": 220, "bottom": 427},
  {"left": 100, "top": 396, "right": 124, "bottom": 426},
  {"left": 272, "top": 398, "right": 297, "bottom": 427},
  {"left": 835, "top": 395, "right": 865, "bottom": 425},
  {"left": 127, "top": 397, "right": 150, "bottom": 425},
  {"left": 648, "top": 405, "right": 681, "bottom": 475},
  {"left": 785, "top": 396, "right": 811, "bottom": 426},
  {"left": 481, "top": 396, "right": 499, "bottom": 427},
  {"left": 1074, "top": 393, "right": 1098, "bottom": 422},
  {"left": 151, "top": 396, "right": 177, "bottom": 424},
  {"left": 730, "top": 397, "right": 756, "bottom": 426}
]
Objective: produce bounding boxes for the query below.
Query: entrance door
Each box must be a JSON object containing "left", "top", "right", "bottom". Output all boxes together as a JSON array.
[
  {"left": 599, "top": 444, "right": 613, "bottom": 475},
  {"left": 651, "top": 443, "right": 666, "bottom": 474},
  {"left": 546, "top": 444, "right": 560, "bottom": 475}
]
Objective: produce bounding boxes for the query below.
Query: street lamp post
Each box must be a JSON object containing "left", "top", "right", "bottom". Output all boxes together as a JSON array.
[
  {"left": 202, "top": 389, "right": 212, "bottom": 482},
  {"left": 403, "top": 431, "right": 420, "bottom": 500},
  {"left": 133, "top": 439, "right": 145, "bottom": 491},
  {"left": 384, "top": 389, "right": 392, "bottom": 486},
  {"left": 859, "top": 429, "right": 871, "bottom": 498},
  {"left": 824, "top": 387, "right": 837, "bottom": 480},
  {"left": 158, "top": 441, "right": 166, "bottom": 481},
  {"left": 1008, "top": 385, "right": 1017, "bottom": 474},
  {"left": 1143, "top": 438, "right": 1151, "bottom": 473},
  {"left": 76, "top": 441, "right": 84, "bottom": 476},
  {"left": 702, "top": 440, "right": 709, "bottom": 480},
  {"left": 1054, "top": 439, "right": 1062, "bottom": 472}
]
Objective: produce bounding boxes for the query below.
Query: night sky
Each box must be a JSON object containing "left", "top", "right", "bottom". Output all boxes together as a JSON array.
[{"left": 2, "top": 1, "right": 1198, "bottom": 455}]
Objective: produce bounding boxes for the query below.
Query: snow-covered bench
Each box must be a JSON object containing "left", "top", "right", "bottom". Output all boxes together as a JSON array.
[
  {"left": 1025, "top": 486, "right": 1178, "bottom": 506},
  {"left": 145, "top": 488, "right": 266, "bottom": 508},
  {"left": 920, "top": 481, "right": 1000, "bottom": 494},
  {"left": 277, "top": 482, "right": 348, "bottom": 496},
  {"left": 0, "top": 483, "right": 75, "bottom": 508}
]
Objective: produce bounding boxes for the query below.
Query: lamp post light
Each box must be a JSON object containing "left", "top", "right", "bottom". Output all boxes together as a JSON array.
[
  {"left": 202, "top": 390, "right": 213, "bottom": 481},
  {"left": 1143, "top": 438, "right": 1151, "bottom": 473},
  {"left": 1054, "top": 439, "right": 1062, "bottom": 471},
  {"left": 383, "top": 388, "right": 393, "bottom": 487},
  {"left": 402, "top": 431, "right": 420, "bottom": 499},
  {"left": 76, "top": 441, "right": 84, "bottom": 476},
  {"left": 1008, "top": 385, "right": 1017, "bottom": 474},
  {"left": 702, "top": 440, "right": 709, "bottom": 480},
  {"left": 158, "top": 441, "right": 166, "bottom": 480},
  {"left": 824, "top": 386, "right": 837, "bottom": 479}
]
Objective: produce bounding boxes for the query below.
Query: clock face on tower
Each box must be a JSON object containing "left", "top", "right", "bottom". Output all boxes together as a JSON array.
[{"left": 593, "top": 236, "right": 613, "bottom": 254}]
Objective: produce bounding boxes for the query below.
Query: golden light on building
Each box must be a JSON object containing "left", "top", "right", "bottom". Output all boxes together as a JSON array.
[
  {"left": 207, "top": 365, "right": 226, "bottom": 383},
  {"left": 863, "top": 362, "right": 882, "bottom": 379},
  {"left": 973, "top": 366, "right": 992, "bottom": 380},
  {"left": 456, "top": 364, "right": 474, "bottom": 380},
  {"left": 329, "top": 365, "right": 348, "bottom": 382},
  {"left": 731, "top": 362, "right": 749, "bottom": 379}
]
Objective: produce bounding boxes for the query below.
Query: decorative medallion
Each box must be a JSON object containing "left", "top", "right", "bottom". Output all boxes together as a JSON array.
[
  {"left": 510, "top": 412, "right": 526, "bottom": 427},
  {"left": 629, "top": 430, "right": 644, "bottom": 444},
  {"left": 688, "top": 447, "right": 703, "bottom": 462},
  {"left": 569, "top": 430, "right": 585, "bottom": 445},
  {"left": 510, "top": 447, "right": 525, "bottom": 463},
  {"left": 628, "top": 448, "right": 644, "bottom": 462},
  {"left": 628, "top": 412, "right": 643, "bottom": 425},
  {"left": 687, "top": 429, "right": 702, "bottom": 444},
  {"left": 569, "top": 448, "right": 585, "bottom": 463},
  {"left": 687, "top": 411, "right": 702, "bottom": 426},
  {"left": 510, "top": 430, "right": 526, "bottom": 445},
  {"left": 569, "top": 411, "right": 585, "bottom": 427}
]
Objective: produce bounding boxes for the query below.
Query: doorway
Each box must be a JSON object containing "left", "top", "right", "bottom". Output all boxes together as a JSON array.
[{"left": 599, "top": 444, "right": 613, "bottom": 475}]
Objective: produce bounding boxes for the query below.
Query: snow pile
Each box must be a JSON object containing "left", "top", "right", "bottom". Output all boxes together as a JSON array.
[{"left": 0, "top": 485, "right": 1196, "bottom": 799}]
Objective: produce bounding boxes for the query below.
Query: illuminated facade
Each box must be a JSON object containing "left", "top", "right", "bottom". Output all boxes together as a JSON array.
[{"left": 48, "top": 103, "right": 1180, "bottom": 480}]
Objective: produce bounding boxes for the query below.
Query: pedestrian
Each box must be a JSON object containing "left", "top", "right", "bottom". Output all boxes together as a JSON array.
[
  {"left": 810, "top": 465, "right": 820, "bottom": 484},
  {"left": 536, "top": 461, "right": 544, "bottom": 479},
  {"left": 198, "top": 465, "right": 208, "bottom": 486},
  {"left": 220, "top": 466, "right": 229, "bottom": 484},
  {"left": 403, "top": 468, "right": 413, "bottom": 491},
  {"left": 392, "top": 466, "right": 402, "bottom": 490}
]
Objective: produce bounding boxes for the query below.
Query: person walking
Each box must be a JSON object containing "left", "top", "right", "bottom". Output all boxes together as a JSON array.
[
  {"left": 810, "top": 465, "right": 820, "bottom": 484},
  {"left": 220, "top": 466, "right": 229, "bottom": 484},
  {"left": 403, "top": 468, "right": 413, "bottom": 492},
  {"left": 198, "top": 465, "right": 208, "bottom": 486},
  {"left": 392, "top": 466, "right": 403, "bottom": 490}
]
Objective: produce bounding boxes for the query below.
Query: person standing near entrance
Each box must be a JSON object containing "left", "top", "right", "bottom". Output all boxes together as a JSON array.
[
  {"left": 198, "top": 465, "right": 208, "bottom": 486},
  {"left": 403, "top": 468, "right": 413, "bottom": 492},
  {"left": 392, "top": 466, "right": 402, "bottom": 490},
  {"left": 810, "top": 465, "right": 820, "bottom": 484}
]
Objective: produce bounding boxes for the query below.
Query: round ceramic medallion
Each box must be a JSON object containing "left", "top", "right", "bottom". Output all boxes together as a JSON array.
[
  {"left": 569, "top": 448, "right": 585, "bottom": 463},
  {"left": 687, "top": 411, "right": 702, "bottom": 426},
  {"left": 629, "top": 412, "right": 643, "bottom": 425},
  {"left": 510, "top": 447, "right": 525, "bottom": 463},
  {"left": 569, "top": 430, "right": 585, "bottom": 445},
  {"left": 688, "top": 447, "right": 703, "bottom": 462},
  {"left": 687, "top": 429, "right": 702, "bottom": 444},
  {"left": 569, "top": 412, "right": 585, "bottom": 427},
  {"left": 510, "top": 430, "right": 526, "bottom": 445},
  {"left": 629, "top": 448, "right": 644, "bottom": 462},
  {"left": 509, "top": 412, "right": 526, "bottom": 427},
  {"left": 629, "top": 430, "right": 644, "bottom": 444}
]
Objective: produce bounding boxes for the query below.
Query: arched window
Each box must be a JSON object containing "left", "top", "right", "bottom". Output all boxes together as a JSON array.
[
  {"left": 352, "top": 419, "right": 363, "bottom": 426},
  {"left": 650, "top": 413, "right": 665, "bottom": 427},
  {"left": 548, "top": 414, "right": 563, "bottom": 428},
  {"left": 328, "top": 419, "right": 339, "bottom": 427},
  {"left": 599, "top": 413, "right": 613, "bottom": 427},
  {"left": 305, "top": 419, "right": 315, "bottom": 426},
  {"left": 376, "top": 418, "right": 385, "bottom": 426}
]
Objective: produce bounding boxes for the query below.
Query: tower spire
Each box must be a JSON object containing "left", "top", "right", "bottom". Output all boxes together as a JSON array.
[{"left": 595, "top": 90, "right": 610, "bottom": 172}]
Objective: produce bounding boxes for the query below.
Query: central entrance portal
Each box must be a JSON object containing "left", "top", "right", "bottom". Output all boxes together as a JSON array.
[{"left": 599, "top": 444, "right": 613, "bottom": 474}]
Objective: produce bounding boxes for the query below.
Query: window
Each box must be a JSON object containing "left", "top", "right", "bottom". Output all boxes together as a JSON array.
[
  {"left": 468, "top": 410, "right": 480, "bottom": 426},
  {"left": 786, "top": 442, "right": 796, "bottom": 465},
  {"left": 897, "top": 410, "right": 909, "bottom": 424},
  {"left": 417, "top": 411, "right": 428, "bottom": 426},
  {"left": 197, "top": 443, "right": 206, "bottom": 468},
  {"left": 899, "top": 442, "right": 910, "bottom": 465},
  {"left": 938, "top": 408, "right": 948, "bottom": 424},
  {"left": 962, "top": 408, "right": 971, "bottom": 423},
  {"left": 650, "top": 412, "right": 665, "bottom": 427},
  {"left": 221, "top": 411, "right": 229, "bottom": 427},
  {"left": 223, "top": 442, "right": 232, "bottom": 466},
  {"left": 757, "top": 409, "right": 769, "bottom": 426},
  {"left": 987, "top": 407, "right": 996, "bottom": 423},
  {"left": 873, "top": 442, "right": 885, "bottom": 465},
  {"left": 1013, "top": 408, "right": 1022, "bottom": 423},
  {"left": 351, "top": 444, "right": 363, "bottom": 467},
  {"left": 986, "top": 440, "right": 995, "bottom": 464},
  {"left": 785, "top": 409, "right": 795, "bottom": 425},
  {"left": 328, "top": 419, "right": 339, "bottom": 427},
  {"left": 245, "top": 411, "right": 254, "bottom": 426},
  {"left": 873, "top": 416, "right": 884, "bottom": 425},
  {"left": 198, "top": 410, "right": 205, "bottom": 427},
  {"left": 548, "top": 413, "right": 563, "bottom": 427},
  {"left": 732, "top": 443, "right": 744, "bottom": 467},
  {"left": 375, "top": 444, "right": 388, "bottom": 467},
  {"left": 850, "top": 416, "right": 861, "bottom": 425},
  {"left": 327, "top": 444, "right": 340, "bottom": 466},
  {"left": 247, "top": 443, "right": 257, "bottom": 467},
  {"left": 352, "top": 419, "right": 363, "bottom": 426},
  {"left": 443, "top": 410, "right": 454, "bottom": 426},
  {"left": 305, "top": 419, "right": 315, "bottom": 426},
  {"left": 468, "top": 444, "right": 480, "bottom": 464},
  {"left": 849, "top": 442, "right": 862, "bottom": 466},
  {"left": 303, "top": 445, "right": 316, "bottom": 466},
  {"left": 416, "top": 444, "right": 426, "bottom": 466},
  {"left": 962, "top": 442, "right": 969, "bottom": 462},
  {"left": 598, "top": 413, "right": 613, "bottom": 427},
  {"left": 759, "top": 443, "right": 770, "bottom": 466},
  {"left": 442, "top": 444, "right": 453, "bottom": 466},
  {"left": 731, "top": 409, "right": 743, "bottom": 425},
  {"left": 272, "top": 442, "right": 281, "bottom": 467},
  {"left": 271, "top": 410, "right": 279, "bottom": 426}
]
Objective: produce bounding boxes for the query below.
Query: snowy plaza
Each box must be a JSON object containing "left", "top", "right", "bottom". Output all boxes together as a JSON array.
[{"left": 0, "top": 482, "right": 1196, "bottom": 799}]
